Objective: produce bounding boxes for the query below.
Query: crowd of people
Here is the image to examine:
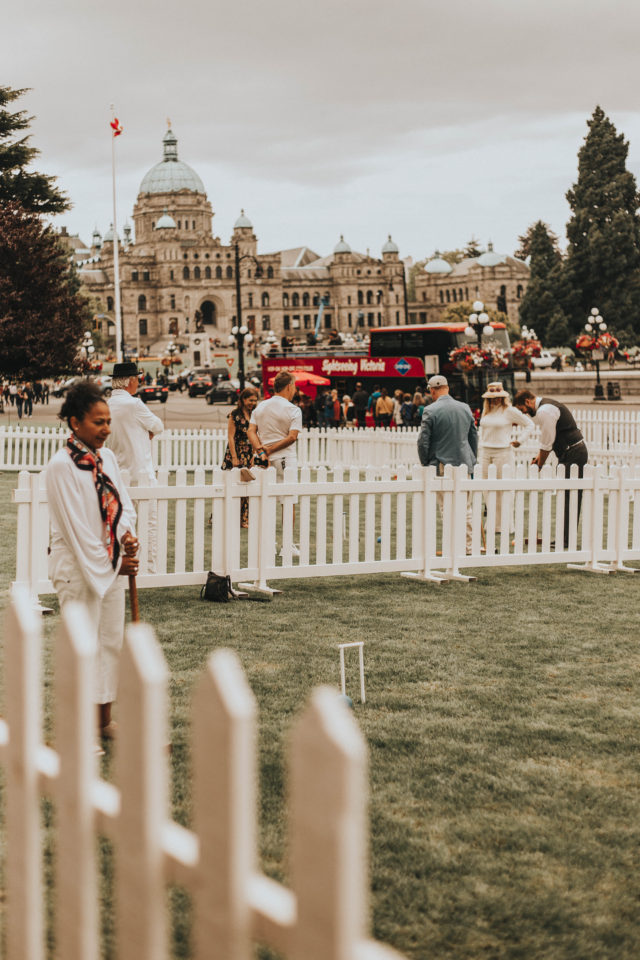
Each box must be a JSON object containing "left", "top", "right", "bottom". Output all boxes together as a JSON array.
[
  {"left": 295, "top": 384, "right": 427, "bottom": 429},
  {"left": 0, "top": 379, "right": 50, "bottom": 416}
]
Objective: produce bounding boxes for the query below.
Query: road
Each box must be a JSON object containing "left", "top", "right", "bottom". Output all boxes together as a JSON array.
[
  {"left": 1, "top": 390, "right": 234, "bottom": 430},
  {"left": 3, "top": 388, "right": 640, "bottom": 432}
]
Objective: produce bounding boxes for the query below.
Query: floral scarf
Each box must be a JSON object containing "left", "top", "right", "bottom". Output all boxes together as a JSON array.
[{"left": 67, "top": 434, "right": 123, "bottom": 569}]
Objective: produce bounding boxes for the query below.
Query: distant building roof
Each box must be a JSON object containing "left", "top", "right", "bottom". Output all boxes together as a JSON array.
[{"left": 139, "top": 128, "right": 206, "bottom": 196}]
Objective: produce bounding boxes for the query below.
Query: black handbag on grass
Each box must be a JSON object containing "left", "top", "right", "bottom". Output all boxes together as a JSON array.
[{"left": 200, "top": 572, "right": 233, "bottom": 602}]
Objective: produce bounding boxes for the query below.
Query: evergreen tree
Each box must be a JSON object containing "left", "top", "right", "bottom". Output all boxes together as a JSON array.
[
  {"left": 514, "top": 222, "right": 559, "bottom": 262},
  {"left": 517, "top": 221, "right": 567, "bottom": 342},
  {"left": 464, "top": 236, "right": 483, "bottom": 258},
  {"left": 563, "top": 106, "right": 640, "bottom": 335},
  {"left": 0, "top": 203, "right": 89, "bottom": 377},
  {"left": 545, "top": 310, "right": 571, "bottom": 348},
  {"left": 0, "top": 85, "right": 69, "bottom": 213}
]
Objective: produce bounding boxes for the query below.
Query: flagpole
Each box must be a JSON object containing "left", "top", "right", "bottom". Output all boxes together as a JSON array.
[{"left": 110, "top": 105, "right": 123, "bottom": 362}]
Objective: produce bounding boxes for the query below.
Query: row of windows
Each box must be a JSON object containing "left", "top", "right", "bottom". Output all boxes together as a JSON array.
[
  {"left": 135, "top": 308, "right": 399, "bottom": 336},
  {"left": 151, "top": 219, "right": 197, "bottom": 231},
  {"left": 434, "top": 284, "right": 524, "bottom": 305}
]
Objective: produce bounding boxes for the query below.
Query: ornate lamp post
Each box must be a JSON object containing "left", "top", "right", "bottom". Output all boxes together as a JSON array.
[
  {"left": 81, "top": 330, "right": 96, "bottom": 372},
  {"left": 233, "top": 241, "right": 260, "bottom": 390},
  {"left": 464, "top": 300, "right": 494, "bottom": 348},
  {"left": 585, "top": 307, "right": 606, "bottom": 400},
  {"left": 228, "top": 325, "right": 253, "bottom": 390}
]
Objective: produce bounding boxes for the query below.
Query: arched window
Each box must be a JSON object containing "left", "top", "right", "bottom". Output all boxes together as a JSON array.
[
  {"left": 292, "top": 292, "right": 299, "bottom": 307},
  {"left": 255, "top": 265, "right": 263, "bottom": 278},
  {"left": 357, "top": 290, "right": 364, "bottom": 305},
  {"left": 302, "top": 292, "right": 310, "bottom": 307},
  {"left": 216, "top": 266, "right": 222, "bottom": 279},
  {"left": 183, "top": 266, "right": 190, "bottom": 280},
  {"left": 376, "top": 290, "right": 383, "bottom": 304},
  {"left": 226, "top": 266, "right": 233, "bottom": 279},
  {"left": 267, "top": 266, "right": 274, "bottom": 279},
  {"left": 459, "top": 289, "right": 464, "bottom": 300},
  {"left": 313, "top": 293, "right": 319, "bottom": 306},
  {"left": 422, "top": 292, "right": 427, "bottom": 302},
  {"left": 247, "top": 293, "right": 253, "bottom": 307},
  {"left": 262, "top": 316, "right": 271, "bottom": 330},
  {"left": 205, "top": 266, "right": 211, "bottom": 279},
  {"left": 366, "top": 290, "right": 373, "bottom": 305},
  {"left": 452, "top": 290, "right": 457, "bottom": 302},
  {"left": 446, "top": 289, "right": 450, "bottom": 303},
  {"left": 283, "top": 293, "right": 289, "bottom": 307},
  {"left": 261, "top": 292, "right": 269, "bottom": 307},
  {"left": 439, "top": 291, "right": 444, "bottom": 303},
  {"left": 138, "top": 294, "right": 147, "bottom": 311},
  {"left": 517, "top": 284, "right": 523, "bottom": 299},
  {"left": 194, "top": 266, "right": 201, "bottom": 279},
  {"left": 107, "top": 296, "right": 114, "bottom": 311}
]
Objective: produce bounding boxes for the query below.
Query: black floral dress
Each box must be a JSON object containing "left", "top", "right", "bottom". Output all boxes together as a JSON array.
[{"left": 222, "top": 408, "right": 253, "bottom": 526}]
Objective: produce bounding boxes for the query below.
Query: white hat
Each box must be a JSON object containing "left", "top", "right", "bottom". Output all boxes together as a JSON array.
[
  {"left": 482, "top": 381, "right": 509, "bottom": 399},
  {"left": 427, "top": 374, "right": 448, "bottom": 389}
]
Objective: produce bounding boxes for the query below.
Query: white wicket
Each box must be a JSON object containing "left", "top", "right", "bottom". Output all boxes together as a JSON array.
[{"left": 338, "top": 641, "right": 366, "bottom": 703}]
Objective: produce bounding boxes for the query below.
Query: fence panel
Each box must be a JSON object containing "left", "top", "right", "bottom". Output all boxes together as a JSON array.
[{"left": 0, "top": 587, "right": 406, "bottom": 960}]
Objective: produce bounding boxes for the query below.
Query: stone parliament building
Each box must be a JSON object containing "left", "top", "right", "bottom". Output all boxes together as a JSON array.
[{"left": 64, "top": 127, "right": 529, "bottom": 353}]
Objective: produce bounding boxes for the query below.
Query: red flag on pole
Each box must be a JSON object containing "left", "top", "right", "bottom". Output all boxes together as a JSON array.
[{"left": 110, "top": 117, "right": 123, "bottom": 137}]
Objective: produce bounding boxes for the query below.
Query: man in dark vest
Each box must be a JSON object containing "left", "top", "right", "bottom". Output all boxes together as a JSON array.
[{"left": 514, "top": 390, "right": 588, "bottom": 548}]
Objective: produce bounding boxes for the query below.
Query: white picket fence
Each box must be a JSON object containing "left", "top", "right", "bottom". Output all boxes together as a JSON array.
[
  {"left": 2, "top": 417, "right": 640, "bottom": 473},
  {"left": 1, "top": 585, "right": 403, "bottom": 960},
  {"left": 14, "top": 462, "right": 640, "bottom": 599}
]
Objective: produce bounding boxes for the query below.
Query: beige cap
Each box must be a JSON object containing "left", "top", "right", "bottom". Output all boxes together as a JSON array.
[{"left": 427, "top": 375, "right": 448, "bottom": 389}]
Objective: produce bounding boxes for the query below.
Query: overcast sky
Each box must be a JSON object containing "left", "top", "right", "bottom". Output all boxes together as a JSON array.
[{"left": 5, "top": 0, "right": 640, "bottom": 262}]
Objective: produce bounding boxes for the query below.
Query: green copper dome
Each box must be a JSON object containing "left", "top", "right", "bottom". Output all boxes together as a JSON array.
[{"left": 139, "top": 128, "right": 206, "bottom": 196}]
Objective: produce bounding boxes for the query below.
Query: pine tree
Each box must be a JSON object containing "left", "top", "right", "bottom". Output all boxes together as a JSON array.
[
  {"left": 563, "top": 106, "right": 640, "bottom": 335},
  {"left": 0, "top": 85, "right": 69, "bottom": 213},
  {"left": 0, "top": 203, "right": 89, "bottom": 377},
  {"left": 517, "top": 221, "right": 567, "bottom": 342},
  {"left": 514, "top": 222, "right": 559, "bottom": 262}
]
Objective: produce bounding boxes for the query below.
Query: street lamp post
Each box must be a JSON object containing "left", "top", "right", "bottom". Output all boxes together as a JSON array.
[
  {"left": 464, "top": 300, "right": 494, "bottom": 349},
  {"left": 81, "top": 330, "right": 96, "bottom": 372},
  {"left": 233, "top": 241, "right": 259, "bottom": 390},
  {"left": 585, "top": 307, "right": 607, "bottom": 400}
]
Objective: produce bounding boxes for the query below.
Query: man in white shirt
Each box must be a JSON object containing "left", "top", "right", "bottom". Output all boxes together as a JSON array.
[
  {"left": 108, "top": 362, "right": 164, "bottom": 571},
  {"left": 514, "top": 390, "right": 588, "bottom": 547},
  {"left": 248, "top": 370, "right": 302, "bottom": 554}
]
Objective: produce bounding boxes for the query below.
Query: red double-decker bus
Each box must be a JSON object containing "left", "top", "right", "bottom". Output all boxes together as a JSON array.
[{"left": 261, "top": 321, "right": 513, "bottom": 406}]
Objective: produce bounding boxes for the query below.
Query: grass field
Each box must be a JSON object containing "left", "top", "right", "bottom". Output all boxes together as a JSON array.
[{"left": 1, "top": 470, "right": 639, "bottom": 959}]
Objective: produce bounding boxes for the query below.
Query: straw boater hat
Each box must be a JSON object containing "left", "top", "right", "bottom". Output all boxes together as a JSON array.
[{"left": 482, "top": 381, "right": 509, "bottom": 399}]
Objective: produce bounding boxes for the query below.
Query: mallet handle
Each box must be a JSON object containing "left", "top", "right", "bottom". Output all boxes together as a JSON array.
[{"left": 128, "top": 575, "right": 140, "bottom": 622}]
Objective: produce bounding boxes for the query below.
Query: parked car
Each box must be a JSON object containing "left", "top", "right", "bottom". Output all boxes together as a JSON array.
[
  {"left": 531, "top": 350, "right": 555, "bottom": 369},
  {"left": 92, "top": 374, "right": 113, "bottom": 397},
  {"left": 187, "top": 367, "right": 215, "bottom": 397},
  {"left": 205, "top": 379, "right": 240, "bottom": 404},
  {"left": 137, "top": 380, "right": 168, "bottom": 403}
]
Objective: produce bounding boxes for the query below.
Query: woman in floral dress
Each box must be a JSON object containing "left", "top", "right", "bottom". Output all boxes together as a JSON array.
[{"left": 221, "top": 387, "right": 259, "bottom": 527}]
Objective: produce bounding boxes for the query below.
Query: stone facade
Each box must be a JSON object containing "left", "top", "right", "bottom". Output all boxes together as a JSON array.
[
  {"left": 411, "top": 246, "right": 529, "bottom": 326},
  {"left": 72, "top": 128, "right": 405, "bottom": 352}
]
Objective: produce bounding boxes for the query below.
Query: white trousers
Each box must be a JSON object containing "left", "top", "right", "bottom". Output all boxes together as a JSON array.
[
  {"left": 436, "top": 463, "right": 473, "bottom": 552},
  {"left": 51, "top": 551, "right": 125, "bottom": 704},
  {"left": 477, "top": 446, "right": 515, "bottom": 532}
]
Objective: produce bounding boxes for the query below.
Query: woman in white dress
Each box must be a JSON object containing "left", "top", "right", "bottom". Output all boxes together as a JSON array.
[
  {"left": 477, "top": 381, "right": 533, "bottom": 533},
  {"left": 46, "top": 381, "right": 139, "bottom": 743}
]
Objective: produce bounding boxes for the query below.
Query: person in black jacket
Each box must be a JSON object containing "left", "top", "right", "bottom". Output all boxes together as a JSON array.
[{"left": 514, "top": 390, "right": 588, "bottom": 547}]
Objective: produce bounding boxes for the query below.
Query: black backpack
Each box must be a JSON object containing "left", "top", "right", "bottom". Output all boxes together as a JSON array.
[{"left": 200, "top": 572, "right": 233, "bottom": 602}]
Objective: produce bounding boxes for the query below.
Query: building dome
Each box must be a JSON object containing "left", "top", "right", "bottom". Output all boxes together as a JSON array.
[
  {"left": 102, "top": 223, "right": 120, "bottom": 243},
  {"left": 139, "top": 128, "right": 206, "bottom": 195},
  {"left": 334, "top": 234, "right": 351, "bottom": 254},
  {"left": 477, "top": 243, "right": 507, "bottom": 268},
  {"left": 155, "top": 208, "right": 177, "bottom": 230},
  {"left": 424, "top": 256, "right": 452, "bottom": 275},
  {"left": 234, "top": 209, "right": 253, "bottom": 228},
  {"left": 382, "top": 235, "right": 399, "bottom": 254}
]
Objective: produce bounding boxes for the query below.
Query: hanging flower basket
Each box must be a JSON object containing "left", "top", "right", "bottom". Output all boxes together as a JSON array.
[
  {"left": 449, "top": 345, "right": 510, "bottom": 372},
  {"left": 511, "top": 338, "right": 541, "bottom": 369},
  {"left": 575, "top": 332, "right": 619, "bottom": 353}
]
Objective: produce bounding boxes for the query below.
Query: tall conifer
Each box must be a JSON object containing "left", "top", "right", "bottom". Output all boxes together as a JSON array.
[
  {"left": 517, "top": 221, "right": 566, "bottom": 342},
  {"left": 563, "top": 106, "right": 640, "bottom": 334}
]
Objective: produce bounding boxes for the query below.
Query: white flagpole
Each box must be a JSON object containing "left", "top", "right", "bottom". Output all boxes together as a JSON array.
[{"left": 110, "top": 105, "right": 123, "bottom": 361}]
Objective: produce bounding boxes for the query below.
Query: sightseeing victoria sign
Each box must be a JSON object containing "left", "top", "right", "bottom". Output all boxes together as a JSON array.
[{"left": 262, "top": 355, "right": 426, "bottom": 380}]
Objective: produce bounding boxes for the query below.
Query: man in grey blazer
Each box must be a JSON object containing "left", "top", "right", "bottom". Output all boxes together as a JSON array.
[{"left": 418, "top": 375, "right": 478, "bottom": 551}]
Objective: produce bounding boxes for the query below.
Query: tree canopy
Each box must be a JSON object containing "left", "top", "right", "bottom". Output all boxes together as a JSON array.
[
  {"left": 0, "top": 204, "right": 89, "bottom": 377},
  {"left": 562, "top": 106, "right": 640, "bottom": 335},
  {"left": 0, "top": 85, "right": 69, "bottom": 214},
  {"left": 517, "top": 221, "right": 567, "bottom": 343}
]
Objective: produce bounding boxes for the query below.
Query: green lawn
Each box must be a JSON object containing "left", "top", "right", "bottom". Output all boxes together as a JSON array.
[{"left": 1, "top": 471, "right": 639, "bottom": 959}]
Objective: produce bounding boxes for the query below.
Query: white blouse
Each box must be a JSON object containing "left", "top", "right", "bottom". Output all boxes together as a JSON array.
[
  {"left": 46, "top": 446, "right": 137, "bottom": 598},
  {"left": 479, "top": 405, "right": 533, "bottom": 449}
]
